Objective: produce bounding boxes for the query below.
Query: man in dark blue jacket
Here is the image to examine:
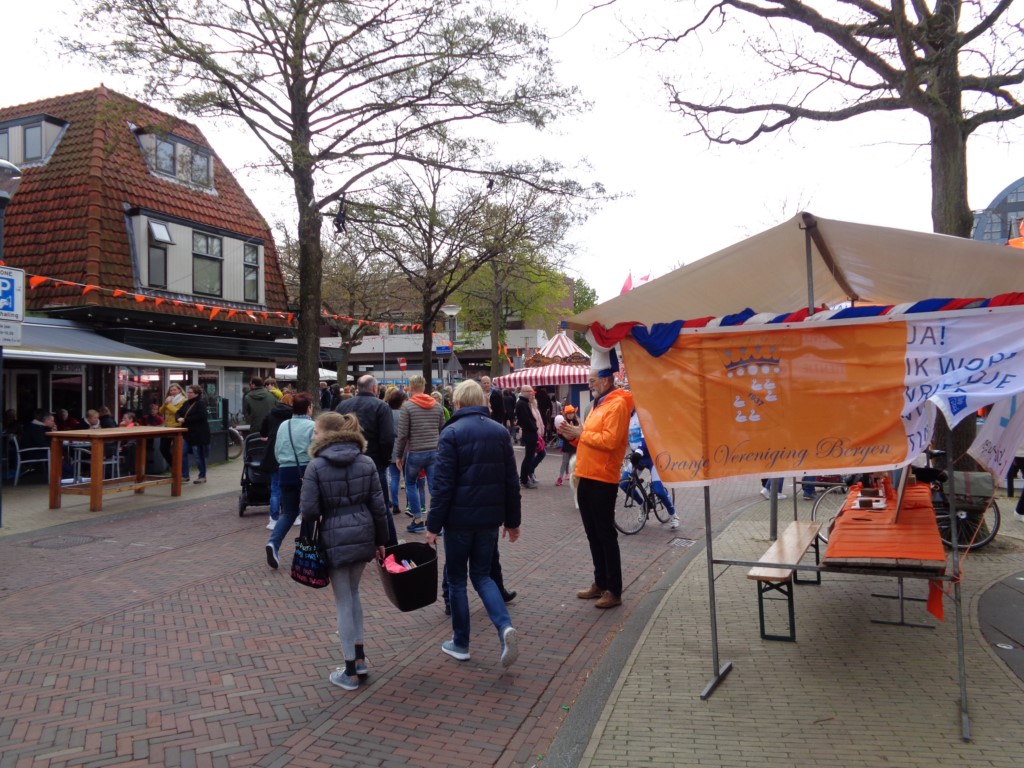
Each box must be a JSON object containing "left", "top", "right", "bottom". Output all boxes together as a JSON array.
[{"left": 426, "top": 379, "right": 521, "bottom": 668}]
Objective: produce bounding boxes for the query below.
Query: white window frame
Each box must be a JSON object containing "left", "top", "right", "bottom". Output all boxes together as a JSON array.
[
  {"left": 149, "top": 220, "right": 175, "bottom": 244},
  {"left": 192, "top": 231, "right": 223, "bottom": 297},
  {"left": 23, "top": 123, "right": 42, "bottom": 162},
  {"left": 243, "top": 243, "right": 260, "bottom": 303},
  {"left": 155, "top": 137, "right": 176, "bottom": 176}
]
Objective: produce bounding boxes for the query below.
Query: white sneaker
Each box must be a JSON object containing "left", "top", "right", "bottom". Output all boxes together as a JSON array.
[
  {"left": 777, "top": 493, "right": 788, "bottom": 500},
  {"left": 760, "top": 487, "right": 770, "bottom": 499},
  {"left": 266, "top": 518, "right": 277, "bottom": 530},
  {"left": 670, "top": 516, "right": 680, "bottom": 529},
  {"left": 293, "top": 517, "right": 301, "bottom": 526},
  {"left": 1015, "top": 511, "right": 1024, "bottom": 522}
]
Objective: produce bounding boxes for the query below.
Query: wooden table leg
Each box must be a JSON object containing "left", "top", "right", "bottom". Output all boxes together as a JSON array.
[
  {"left": 171, "top": 433, "right": 183, "bottom": 496},
  {"left": 134, "top": 440, "right": 148, "bottom": 493},
  {"left": 48, "top": 436, "right": 63, "bottom": 509},
  {"left": 90, "top": 441, "right": 103, "bottom": 511}
]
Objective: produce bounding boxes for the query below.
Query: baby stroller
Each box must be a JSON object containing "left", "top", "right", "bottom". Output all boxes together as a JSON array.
[{"left": 238, "top": 432, "right": 272, "bottom": 516}]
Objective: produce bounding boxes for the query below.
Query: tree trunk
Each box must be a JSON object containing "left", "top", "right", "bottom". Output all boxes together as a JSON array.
[
  {"left": 420, "top": 297, "right": 435, "bottom": 394},
  {"left": 927, "top": 76, "right": 977, "bottom": 467},
  {"left": 490, "top": 263, "right": 506, "bottom": 376},
  {"left": 294, "top": 164, "right": 324, "bottom": 397}
]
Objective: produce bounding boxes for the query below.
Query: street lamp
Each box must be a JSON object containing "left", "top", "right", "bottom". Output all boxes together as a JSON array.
[
  {"left": 440, "top": 304, "right": 461, "bottom": 385},
  {"left": 0, "top": 160, "right": 23, "bottom": 530}
]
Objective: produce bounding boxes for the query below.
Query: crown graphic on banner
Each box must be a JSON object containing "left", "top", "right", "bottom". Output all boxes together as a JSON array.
[{"left": 723, "top": 347, "right": 780, "bottom": 376}]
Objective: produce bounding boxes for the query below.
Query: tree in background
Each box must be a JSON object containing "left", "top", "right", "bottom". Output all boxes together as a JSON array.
[
  {"left": 635, "top": 0, "right": 1024, "bottom": 238},
  {"left": 69, "top": 0, "right": 580, "bottom": 393},
  {"left": 454, "top": 186, "right": 584, "bottom": 376},
  {"left": 350, "top": 147, "right": 587, "bottom": 388},
  {"left": 572, "top": 278, "right": 598, "bottom": 353},
  {"left": 277, "top": 227, "right": 406, "bottom": 382}
]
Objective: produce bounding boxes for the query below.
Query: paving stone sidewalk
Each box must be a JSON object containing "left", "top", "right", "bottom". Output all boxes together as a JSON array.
[
  {"left": 571, "top": 494, "right": 1024, "bottom": 768},
  {"left": 0, "top": 456, "right": 745, "bottom": 767}
]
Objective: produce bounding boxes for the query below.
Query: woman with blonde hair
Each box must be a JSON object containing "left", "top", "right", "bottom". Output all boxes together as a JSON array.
[
  {"left": 300, "top": 411, "right": 389, "bottom": 691},
  {"left": 158, "top": 383, "right": 186, "bottom": 472}
]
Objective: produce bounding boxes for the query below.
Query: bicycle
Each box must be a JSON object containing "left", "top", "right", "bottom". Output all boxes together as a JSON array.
[
  {"left": 226, "top": 412, "right": 246, "bottom": 460},
  {"left": 810, "top": 454, "right": 1000, "bottom": 551},
  {"left": 613, "top": 451, "right": 671, "bottom": 535}
]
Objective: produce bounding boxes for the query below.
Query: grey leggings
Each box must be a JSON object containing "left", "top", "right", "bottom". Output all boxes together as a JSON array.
[{"left": 330, "top": 561, "right": 367, "bottom": 660}]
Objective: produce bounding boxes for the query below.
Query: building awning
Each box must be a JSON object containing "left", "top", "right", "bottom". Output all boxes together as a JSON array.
[{"left": 4, "top": 319, "right": 206, "bottom": 368}]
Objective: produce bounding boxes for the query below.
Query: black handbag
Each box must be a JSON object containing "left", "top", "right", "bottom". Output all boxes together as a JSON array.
[{"left": 290, "top": 519, "right": 330, "bottom": 589}]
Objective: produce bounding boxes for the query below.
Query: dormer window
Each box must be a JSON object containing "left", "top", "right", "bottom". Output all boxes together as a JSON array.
[
  {"left": 136, "top": 128, "right": 215, "bottom": 190},
  {"left": 0, "top": 114, "right": 67, "bottom": 166},
  {"left": 155, "top": 138, "right": 176, "bottom": 175}
]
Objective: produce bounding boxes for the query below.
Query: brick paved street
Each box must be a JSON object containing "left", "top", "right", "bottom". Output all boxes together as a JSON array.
[
  {"left": 4, "top": 461, "right": 1023, "bottom": 768},
  {"left": 0, "top": 455, "right": 739, "bottom": 768}
]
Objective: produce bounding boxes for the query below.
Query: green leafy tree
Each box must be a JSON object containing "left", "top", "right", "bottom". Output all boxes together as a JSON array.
[
  {"left": 68, "top": 0, "right": 580, "bottom": 393},
  {"left": 572, "top": 277, "right": 598, "bottom": 353}
]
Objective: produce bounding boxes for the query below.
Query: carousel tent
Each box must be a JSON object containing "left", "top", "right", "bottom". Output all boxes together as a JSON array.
[
  {"left": 492, "top": 363, "right": 590, "bottom": 388},
  {"left": 492, "top": 331, "right": 590, "bottom": 388},
  {"left": 527, "top": 332, "right": 590, "bottom": 365}
]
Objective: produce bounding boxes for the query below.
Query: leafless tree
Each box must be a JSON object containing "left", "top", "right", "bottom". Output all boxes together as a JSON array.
[{"left": 632, "top": 0, "right": 1024, "bottom": 238}]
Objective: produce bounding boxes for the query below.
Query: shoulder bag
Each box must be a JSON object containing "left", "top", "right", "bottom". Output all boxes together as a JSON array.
[{"left": 290, "top": 517, "right": 331, "bottom": 589}]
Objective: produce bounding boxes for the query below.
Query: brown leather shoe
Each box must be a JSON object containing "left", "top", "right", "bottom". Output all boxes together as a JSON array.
[
  {"left": 576, "top": 583, "right": 603, "bottom": 599},
  {"left": 594, "top": 591, "right": 622, "bottom": 609}
]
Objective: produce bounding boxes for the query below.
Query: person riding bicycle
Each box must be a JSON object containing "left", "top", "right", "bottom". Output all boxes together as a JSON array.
[{"left": 621, "top": 410, "right": 680, "bottom": 529}]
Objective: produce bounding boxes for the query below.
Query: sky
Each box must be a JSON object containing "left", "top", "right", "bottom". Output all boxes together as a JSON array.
[{"left": 7, "top": 0, "right": 1024, "bottom": 305}]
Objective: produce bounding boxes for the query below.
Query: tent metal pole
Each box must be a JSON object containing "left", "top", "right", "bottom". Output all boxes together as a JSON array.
[
  {"left": 805, "top": 224, "right": 815, "bottom": 315},
  {"left": 944, "top": 420, "right": 971, "bottom": 741},
  {"left": 700, "top": 486, "right": 732, "bottom": 699}
]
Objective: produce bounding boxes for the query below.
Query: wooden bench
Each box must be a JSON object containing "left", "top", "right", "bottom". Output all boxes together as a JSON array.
[{"left": 747, "top": 520, "right": 822, "bottom": 641}]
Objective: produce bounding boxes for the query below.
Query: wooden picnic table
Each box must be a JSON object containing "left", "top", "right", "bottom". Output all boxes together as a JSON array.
[
  {"left": 823, "top": 483, "right": 946, "bottom": 570},
  {"left": 48, "top": 427, "right": 187, "bottom": 512}
]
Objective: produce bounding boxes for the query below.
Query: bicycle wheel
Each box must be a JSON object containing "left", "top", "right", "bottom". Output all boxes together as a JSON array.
[
  {"left": 614, "top": 478, "right": 648, "bottom": 535},
  {"left": 937, "top": 499, "right": 1001, "bottom": 551},
  {"left": 227, "top": 430, "right": 244, "bottom": 460},
  {"left": 639, "top": 468, "right": 670, "bottom": 523},
  {"left": 810, "top": 485, "right": 848, "bottom": 544}
]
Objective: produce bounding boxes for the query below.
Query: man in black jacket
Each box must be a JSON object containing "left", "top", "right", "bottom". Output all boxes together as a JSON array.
[
  {"left": 481, "top": 376, "right": 504, "bottom": 423},
  {"left": 337, "top": 375, "right": 397, "bottom": 545}
]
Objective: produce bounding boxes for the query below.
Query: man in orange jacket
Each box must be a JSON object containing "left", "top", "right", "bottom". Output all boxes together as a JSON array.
[{"left": 558, "top": 346, "right": 633, "bottom": 609}]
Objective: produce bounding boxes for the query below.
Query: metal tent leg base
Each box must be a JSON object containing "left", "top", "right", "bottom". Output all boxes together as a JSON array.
[
  {"left": 870, "top": 576, "right": 934, "bottom": 629},
  {"left": 700, "top": 661, "right": 733, "bottom": 700}
]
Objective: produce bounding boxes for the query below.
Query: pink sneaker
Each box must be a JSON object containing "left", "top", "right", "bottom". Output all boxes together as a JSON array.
[{"left": 555, "top": 477, "right": 563, "bottom": 486}]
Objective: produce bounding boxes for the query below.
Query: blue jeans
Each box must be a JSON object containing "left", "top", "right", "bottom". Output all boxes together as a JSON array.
[
  {"left": 404, "top": 450, "right": 436, "bottom": 519},
  {"left": 443, "top": 527, "right": 511, "bottom": 650},
  {"left": 268, "top": 466, "right": 303, "bottom": 551},
  {"left": 388, "top": 463, "right": 401, "bottom": 511},
  {"left": 182, "top": 440, "right": 207, "bottom": 479},
  {"left": 269, "top": 472, "right": 281, "bottom": 520},
  {"left": 378, "top": 467, "right": 398, "bottom": 546}
]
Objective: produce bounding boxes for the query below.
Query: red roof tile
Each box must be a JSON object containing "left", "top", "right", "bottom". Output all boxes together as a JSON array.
[{"left": 0, "top": 87, "right": 291, "bottom": 331}]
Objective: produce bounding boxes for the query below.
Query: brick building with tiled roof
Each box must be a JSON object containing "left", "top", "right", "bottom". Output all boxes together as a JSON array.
[{"left": 0, "top": 87, "right": 296, "bottom": 441}]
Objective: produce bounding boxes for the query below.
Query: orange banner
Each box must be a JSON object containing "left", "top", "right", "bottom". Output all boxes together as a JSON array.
[{"left": 624, "top": 323, "right": 909, "bottom": 485}]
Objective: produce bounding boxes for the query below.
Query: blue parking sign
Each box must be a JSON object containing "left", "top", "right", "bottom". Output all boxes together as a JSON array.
[{"left": 0, "top": 266, "right": 25, "bottom": 321}]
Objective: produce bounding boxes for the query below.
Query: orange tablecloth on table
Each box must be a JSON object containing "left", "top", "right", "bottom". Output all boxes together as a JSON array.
[{"left": 823, "top": 483, "right": 946, "bottom": 563}]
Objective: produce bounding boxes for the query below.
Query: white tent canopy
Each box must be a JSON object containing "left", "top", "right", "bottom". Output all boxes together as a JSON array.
[
  {"left": 274, "top": 366, "right": 338, "bottom": 382},
  {"left": 572, "top": 212, "right": 1024, "bottom": 328},
  {"left": 492, "top": 363, "right": 589, "bottom": 389}
]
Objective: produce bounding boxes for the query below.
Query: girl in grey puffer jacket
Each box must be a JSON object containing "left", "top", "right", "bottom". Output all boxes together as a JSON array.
[{"left": 300, "top": 412, "right": 389, "bottom": 692}]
